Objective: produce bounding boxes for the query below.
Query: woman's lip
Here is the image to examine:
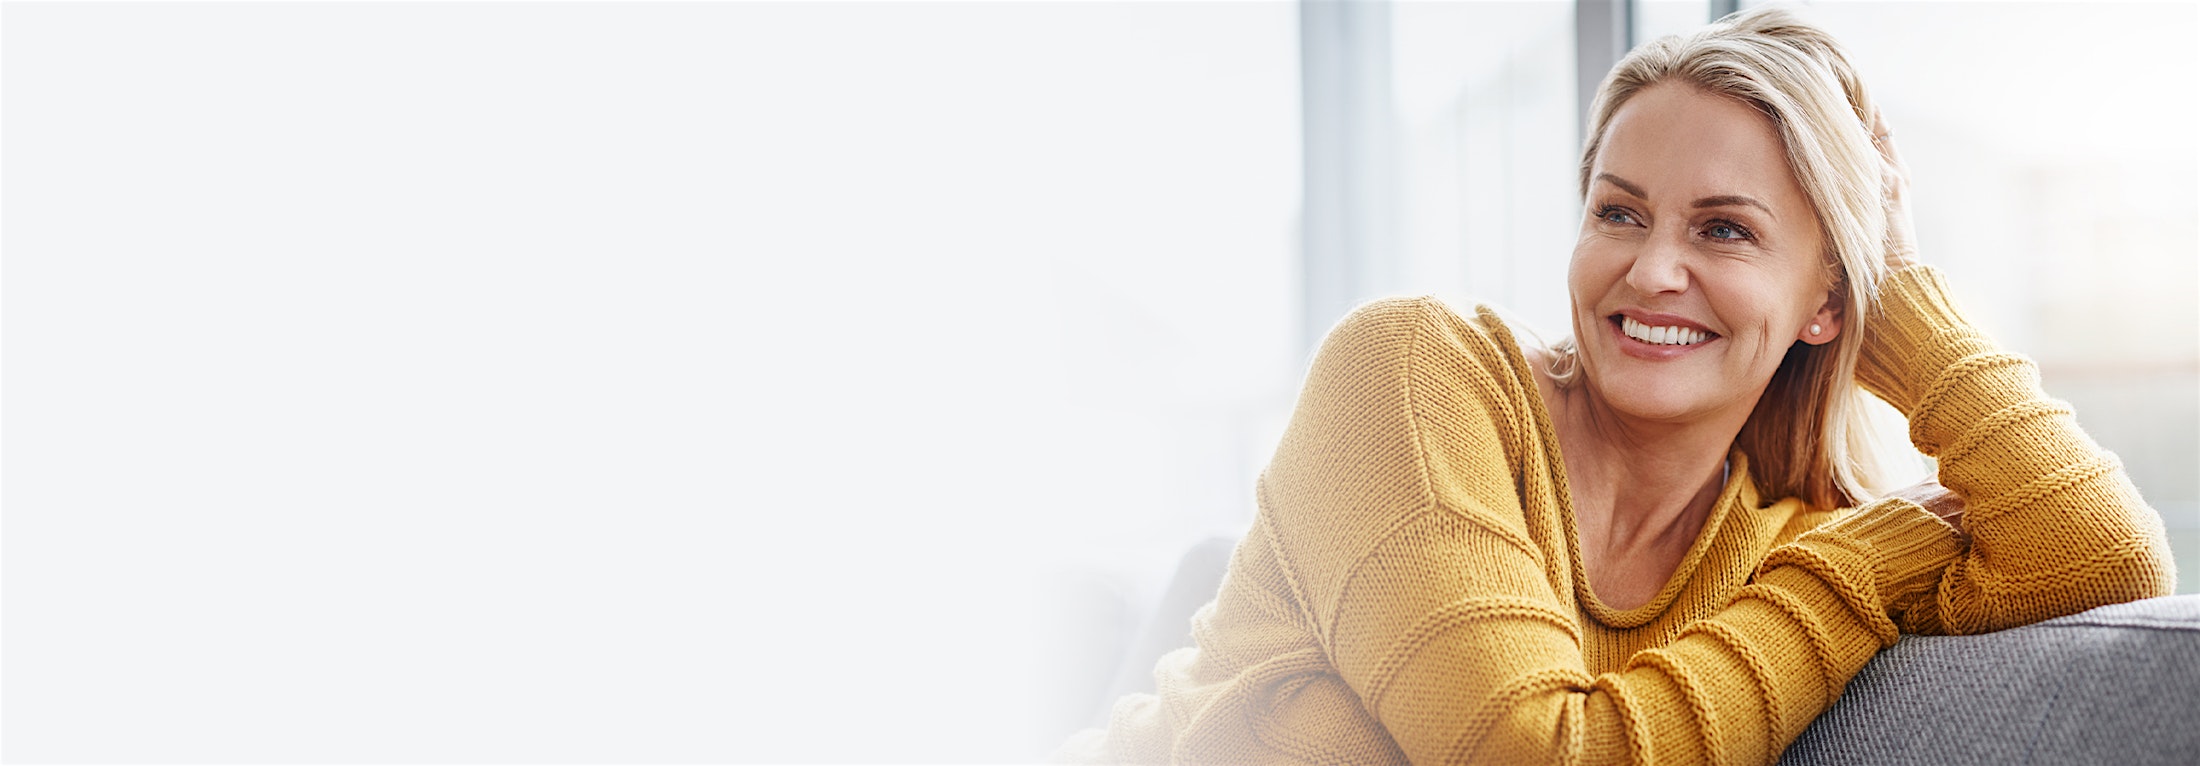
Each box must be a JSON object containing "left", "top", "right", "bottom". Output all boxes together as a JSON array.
[{"left": 1606, "top": 315, "right": 1717, "bottom": 359}]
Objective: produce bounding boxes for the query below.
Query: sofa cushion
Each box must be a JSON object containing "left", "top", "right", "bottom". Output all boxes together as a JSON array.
[{"left": 1780, "top": 595, "right": 2200, "bottom": 765}]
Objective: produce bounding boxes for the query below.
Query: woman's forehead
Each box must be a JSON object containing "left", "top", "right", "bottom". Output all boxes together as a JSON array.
[{"left": 1594, "top": 82, "right": 1807, "bottom": 209}]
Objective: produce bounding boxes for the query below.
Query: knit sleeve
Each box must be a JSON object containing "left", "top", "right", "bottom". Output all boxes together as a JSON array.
[
  {"left": 1261, "top": 298, "right": 1965, "bottom": 765},
  {"left": 1855, "top": 266, "right": 2178, "bottom": 634}
]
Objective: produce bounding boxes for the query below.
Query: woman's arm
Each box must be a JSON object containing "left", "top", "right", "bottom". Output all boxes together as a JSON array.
[
  {"left": 1262, "top": 298, "right": 1966, "bottom": 765},
  {"left": 1319, "top": 496, "right": 1960, "bottom": 765},
  {"left": 1855, "top": 267, "right": 2178, "bottom": 634}
]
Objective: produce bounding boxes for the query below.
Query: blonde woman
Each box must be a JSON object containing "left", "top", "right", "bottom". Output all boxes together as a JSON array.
[{"left": 1058, "top": 7, "right": 2176, "bottom": 765}]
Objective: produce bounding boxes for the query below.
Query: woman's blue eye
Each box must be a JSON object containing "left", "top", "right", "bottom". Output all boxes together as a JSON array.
[
  {"left": 1705, "top": 222, "right": 1752, "bottom": 241},
  {"left": 1597, "top": 207, "right": 1637, "bottom": 225}
]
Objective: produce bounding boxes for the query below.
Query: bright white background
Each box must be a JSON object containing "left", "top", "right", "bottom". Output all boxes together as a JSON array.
[
  {"left": 4, "top": 2, "right": 2194, "bottom": 764},
  {"left": 4, "top": 3, "right": 1300, "bottom": 762}
]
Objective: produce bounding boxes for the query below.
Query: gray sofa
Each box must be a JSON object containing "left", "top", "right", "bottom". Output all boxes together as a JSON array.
[
  {"left": 1780, "top": 594, "right": 2200, "bottom": 765},
  {"left": 1096, "top": 538, "right": 2200, "bottom": 764}
]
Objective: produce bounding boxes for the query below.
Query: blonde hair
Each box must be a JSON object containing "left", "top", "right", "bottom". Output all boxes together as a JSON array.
[{"left": 1548, "top": 6, "right": 1897, "bottom": 509}]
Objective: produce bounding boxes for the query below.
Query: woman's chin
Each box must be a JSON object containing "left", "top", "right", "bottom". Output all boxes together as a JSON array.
[{"left": 1586, "top": 374, "right": 1729, "bottom": 425}]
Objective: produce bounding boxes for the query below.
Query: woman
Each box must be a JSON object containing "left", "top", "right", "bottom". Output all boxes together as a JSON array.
[{"left": 1059, "top": 7, "right": 2176, "bottom": 765}]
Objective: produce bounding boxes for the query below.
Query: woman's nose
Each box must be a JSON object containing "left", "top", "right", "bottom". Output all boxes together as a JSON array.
[{"left": 1624, "top": 232, "right": 1692, "bottom": 295}]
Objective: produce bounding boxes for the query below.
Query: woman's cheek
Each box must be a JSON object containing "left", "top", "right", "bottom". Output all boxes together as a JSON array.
[{"left": 1576, "top": 248, "right": 1634, "bottom": 304}]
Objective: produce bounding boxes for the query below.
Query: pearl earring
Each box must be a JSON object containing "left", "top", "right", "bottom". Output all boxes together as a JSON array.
[{"left": 1809, "top": 323, "right": 1823, "bottom": 336}]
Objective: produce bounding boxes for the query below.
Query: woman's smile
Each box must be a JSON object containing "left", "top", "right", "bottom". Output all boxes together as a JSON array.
[{"left": 1608, "top": 312, "right": 1720, "bottom": 360}]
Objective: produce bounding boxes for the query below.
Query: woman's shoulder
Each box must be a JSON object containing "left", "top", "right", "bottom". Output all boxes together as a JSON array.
[
  {"left": 1274, "top": 296, "right": 1555, "bottom": 513},
  {"left": 1314, "top": 296, "right": 1546, "bottom": 388}
]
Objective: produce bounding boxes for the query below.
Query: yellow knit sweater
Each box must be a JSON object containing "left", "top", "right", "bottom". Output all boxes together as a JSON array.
[{"left": 1060, "top": 266, "right": 2177, "bottom": 765}]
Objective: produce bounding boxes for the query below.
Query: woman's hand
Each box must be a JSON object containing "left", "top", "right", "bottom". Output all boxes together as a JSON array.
[
  {"left": 1871, "top": 105, "right": 1921, "bottom": 272},
  {"left": 1886, "top": 476, "right": 1966, "bottom": 539}
]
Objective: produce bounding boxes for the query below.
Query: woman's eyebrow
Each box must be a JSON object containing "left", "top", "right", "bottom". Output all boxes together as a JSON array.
[
  {"left": 1594, "top": 172, "right": 1646, "bottom": 198},
  {"left": 1693, "top": 195, "right": 1775, "bottom": 219},
  {"left": 1597, "top": 173, "right": 1776, "bottom": 221}
]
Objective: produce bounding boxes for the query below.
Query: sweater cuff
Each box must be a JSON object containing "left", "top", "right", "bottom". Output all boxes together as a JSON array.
[
  {"left": 1756, "top": 499, "right": 1962, "bottom": 644},
  {"left": 1855, "top": 265, "right": 1997, "bottom": 414},
  {"left": 1811, "top": 499, "right": 1965, "bottom": 608}
]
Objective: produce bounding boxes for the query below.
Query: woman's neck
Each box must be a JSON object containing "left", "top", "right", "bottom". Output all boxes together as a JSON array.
[{"left": 1532, "top": 354, "right": 1748, "bottom": 559}]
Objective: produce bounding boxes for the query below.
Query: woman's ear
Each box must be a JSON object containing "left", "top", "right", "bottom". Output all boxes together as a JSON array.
[{"left": 1800, "top": 296, "right": 1844, "bottom": 346}]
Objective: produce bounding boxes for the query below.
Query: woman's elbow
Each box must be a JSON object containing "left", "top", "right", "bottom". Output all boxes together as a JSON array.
[{"left": 2118, "top": 530, "right": 2180, "bottom": 600}]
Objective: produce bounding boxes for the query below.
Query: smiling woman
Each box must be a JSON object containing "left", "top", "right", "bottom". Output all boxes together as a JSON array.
[{"left": 1058, "top": 7, "right": 2177, "bottom": 765}]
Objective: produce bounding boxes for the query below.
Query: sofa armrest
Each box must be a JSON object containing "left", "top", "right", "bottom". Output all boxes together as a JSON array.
[{"left": 1779, "top": 595, "right": 2200, "bottom": 765}]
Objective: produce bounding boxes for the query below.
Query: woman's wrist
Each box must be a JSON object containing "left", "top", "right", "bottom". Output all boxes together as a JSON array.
[
  {"left": 1882, "top": 478, "right": 1968, "bottom": 543},
  {"left": 1854, "top": 265, "right": 1997, "bottom": 414},
  {"left": 1793, "top": 499, "right": 1964, "bottom": 613}
]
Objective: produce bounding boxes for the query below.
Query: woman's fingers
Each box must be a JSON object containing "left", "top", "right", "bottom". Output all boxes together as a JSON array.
[
  {"left": 1871, "top": 106, "right": 1910, "bottom": 194},
  {"left": 1870, "top": 105, "right": 1920, "bottom": 271},
  {"left": 1869, "top": 106, "right": 1903, "bottom": 164}
]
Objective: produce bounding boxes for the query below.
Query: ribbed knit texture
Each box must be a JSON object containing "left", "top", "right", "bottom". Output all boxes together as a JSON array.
[{"left": 1057, "top": 265, "right": 2177, "bottom": 765}]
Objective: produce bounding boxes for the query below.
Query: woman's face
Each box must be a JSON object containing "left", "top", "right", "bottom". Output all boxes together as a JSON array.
[{"left": 1569, "top": 80, "right": 1841, "bottom": 426}]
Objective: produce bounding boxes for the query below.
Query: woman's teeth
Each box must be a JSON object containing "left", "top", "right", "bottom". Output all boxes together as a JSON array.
[{"left": 1621, "top": 316, "right": 1711, "bottom": 346}]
